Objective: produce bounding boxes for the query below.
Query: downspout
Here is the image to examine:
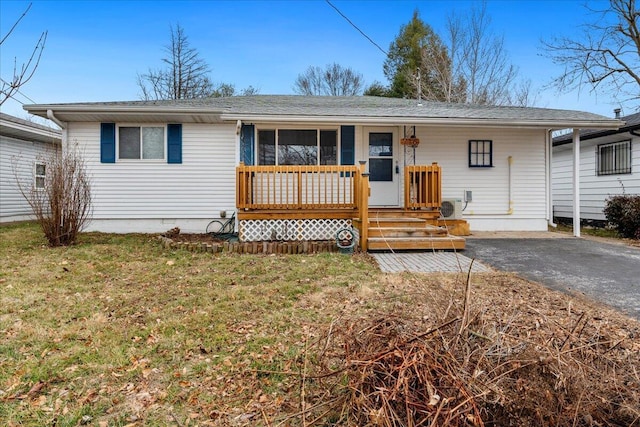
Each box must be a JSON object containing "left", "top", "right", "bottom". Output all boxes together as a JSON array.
[
  {"left": 507, "top": 155, "right": 514, "bottom": 214},
  {"left": 47, "top": 109, "right": 68, "bottom": 151},
  {"left": 47, "top": 109, "right": 65, "bottom": 129},
  {"left": 547, "top": 130, "right": 557, "bottom": 227},
  {"left": 465, "top": 155, "right": 514, "bottom": 215}
]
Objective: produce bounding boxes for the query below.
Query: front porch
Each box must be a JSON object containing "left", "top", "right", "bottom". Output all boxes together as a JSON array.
[{"left": 235, "top": 163, "right": 467, "bottom": 251}]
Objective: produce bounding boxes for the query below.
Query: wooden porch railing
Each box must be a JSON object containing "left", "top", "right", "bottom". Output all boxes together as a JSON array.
[
  {"left": 236, "top": 162, "right": 443, "bottom": 251},
  {"left": 236, "top": 164, "right": 362, "bottom": 210},
  {"left": 404, "top": 163, "right": 442, "bottom": 209}
]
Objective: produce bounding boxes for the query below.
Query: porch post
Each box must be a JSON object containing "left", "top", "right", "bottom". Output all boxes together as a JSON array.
[
  {"left": 359, "top": 161, "right": 369, "bottom": 251},
  {"left": 572, "top": 129, "right": 581, "bottom": 238}
]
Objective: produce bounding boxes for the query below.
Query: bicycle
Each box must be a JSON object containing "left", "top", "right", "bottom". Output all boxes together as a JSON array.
[{"left": 206, "top": 211, "right": 236, "bottom": 238}]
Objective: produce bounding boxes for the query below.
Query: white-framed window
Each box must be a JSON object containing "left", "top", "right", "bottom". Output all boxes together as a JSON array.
[
  {"left": 469, "top": 140, "right": 493, "bottom": 168},
  {"left": 597, "top": 140, "right": 631, "bottom": 175},
  {"left": 34, "top": 162, "right": 46, "bottom": 189},
  {"left": 257, "top": 128, "right": 338, "bottom": 165},
  {"left": 118, "top": 125, "right": 165, "bottom": 160}
]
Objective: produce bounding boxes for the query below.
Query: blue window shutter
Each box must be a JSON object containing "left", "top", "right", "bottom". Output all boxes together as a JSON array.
[
  {"left": 340, "top": 126, "right": 355, "bottom": 165},
  {"left": 100, "top": 123, "right": 116, "bottom": 163},
  {"left": 240, "top": 124, "right": 255, "bottom": 165},
  {"left": 167, "top": 124, "right": 182, "bottom": 164}
]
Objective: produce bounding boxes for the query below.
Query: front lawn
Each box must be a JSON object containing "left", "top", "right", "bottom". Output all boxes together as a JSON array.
[{"left": 1, "top": 222, "right": 638, "bottom": 426}]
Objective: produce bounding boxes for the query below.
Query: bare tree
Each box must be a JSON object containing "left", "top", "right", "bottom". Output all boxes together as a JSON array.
[
  {"left": 137, "top": 24, "right": 213, "bottom": 100},
  {"left": 14, "top": 143, "right": 92, "bottom": 246},
  {"left": 543, "top": 0, "right": 639, "bottom": 105},
  {"left": 294, "top": 63, "right": 364, "bottom": 96},
  {"left": 0, "top": 3, "right": 47, "bottom": 106},
  {"left": 448, "top": 2, "right": 521, "bottom": 105}
]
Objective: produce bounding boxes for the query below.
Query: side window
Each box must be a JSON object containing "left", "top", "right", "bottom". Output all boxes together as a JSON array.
[
  {"left": 34, "top": 162, "right": 46, "bottom": 189},
  {"left": 597, "top": 140, "right": 631, "bottom": 175},
  {"left": 118, "top": 126, "right": 165, "bottom": 160},
  {"left": 469, "top": 140, "right": 493, "bottom": 168}
]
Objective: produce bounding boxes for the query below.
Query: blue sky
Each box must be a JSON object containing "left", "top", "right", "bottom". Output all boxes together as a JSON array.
[{"left": 0, "top": 0, "right": 628, "bottom": 121}]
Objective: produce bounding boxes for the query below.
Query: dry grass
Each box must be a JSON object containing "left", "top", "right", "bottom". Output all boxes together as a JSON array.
[
  {"left": 1, "top": 222, "right": 639, "bottom": 426},
  {"left": 297, "top": 273, "right": 640, "bottom": 426}
]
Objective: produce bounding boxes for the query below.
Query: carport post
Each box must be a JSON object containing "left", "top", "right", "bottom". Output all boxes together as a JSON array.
[{"left": 572, "top": 129, "right": 581, "bottom": 238}]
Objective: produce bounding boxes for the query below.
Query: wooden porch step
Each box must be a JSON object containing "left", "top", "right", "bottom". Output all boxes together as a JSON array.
[
  {"left": 368, "top": 226, "right": 449, "bottom": 238},
  {"left": 368, "top": 217, "right": 428, "bottom": 228},
  {"left": 369, "top": 209, "right": 441, "bottom": 220},
  {"left": 367, "top": 236, "right": 466, "bottom": 251},
  {"left": 365, "top": 215, "right": 465, "bottom": 251}
]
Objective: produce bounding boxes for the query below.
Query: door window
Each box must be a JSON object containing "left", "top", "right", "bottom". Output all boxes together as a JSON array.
[{"left": 369, "top": 132, "right": 393, "bottom": 182}]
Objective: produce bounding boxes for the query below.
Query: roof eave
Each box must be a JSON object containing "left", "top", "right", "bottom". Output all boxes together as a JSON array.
[
  {"left": 553, "top": 123, "right": 640, "bottom": 146},
  {"left": 0, "top": 118, "right": 62, "bottom": 144},
  {"left": 25, "top": 104, "right": 623, "bottom": 130},
  {"left": 223, "top": 113, "right": 623, "bottom": 129},
  {"left": 24, "top": 104, "right": 226, "bottom": 123}
]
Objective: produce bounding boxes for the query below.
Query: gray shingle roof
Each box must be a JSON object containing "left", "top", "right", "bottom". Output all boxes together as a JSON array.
[{"left": 24, "top": 95, "right": 621, "bottom": 128}]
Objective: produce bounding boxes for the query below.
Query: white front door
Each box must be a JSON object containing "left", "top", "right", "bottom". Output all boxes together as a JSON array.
[{"left": 366, "top": 127, "right": 399, "bottom": 207}]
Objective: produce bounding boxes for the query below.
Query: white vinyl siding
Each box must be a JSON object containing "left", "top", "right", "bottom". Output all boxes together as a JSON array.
[
  {"left": 552, "top": 133, "right": 640, "bottom": 221},
  {"left": 404, "top": 127, "right": 547, "bottom": 230},
  {"left": 67, "top": 122, "right": 236, "bottom": 230},
  {"left": 66, "top": 121, "right": 550, "bottom": 233},
  {"left": 0, "top": 135, "right": 57, "bottom": 222}
]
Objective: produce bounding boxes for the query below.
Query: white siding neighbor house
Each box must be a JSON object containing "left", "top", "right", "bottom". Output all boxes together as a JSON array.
[
  {"left": 24, "top": 96, "right": 621, "bottom": 250},
  {"left": 0, "top": 113, "right": 61, "bottom": 223},
  {"left": 553, "top": 111, "right": 640, "bottom": 224}
]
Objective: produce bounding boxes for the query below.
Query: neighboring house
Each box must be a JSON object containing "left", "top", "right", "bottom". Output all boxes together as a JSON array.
[
  {"left": 553, "top": 111, "right": 640, "bottom": 225},
  {"left": 24, "top": 96, "right": 620, "bottom": 249},
  {"left": 0, "top": 113, "right": 61, "bottom": 223}
]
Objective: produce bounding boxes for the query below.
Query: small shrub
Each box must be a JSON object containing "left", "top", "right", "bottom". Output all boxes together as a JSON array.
[
  {"left": 15, "top": 144, "right": 92, "bottom": 246},
  {"left": 603, "top": 194, "right": 640, "bottom": 239}
]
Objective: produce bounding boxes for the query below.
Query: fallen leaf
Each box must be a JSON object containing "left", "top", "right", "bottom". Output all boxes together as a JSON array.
[{"left": 27, "top": 380, "right": 45, "bottom": 397}]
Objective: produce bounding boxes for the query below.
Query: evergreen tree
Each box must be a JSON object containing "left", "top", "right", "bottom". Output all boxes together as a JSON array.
[{"left": 383, "top": 10, "right": 450, "bottom": 100}]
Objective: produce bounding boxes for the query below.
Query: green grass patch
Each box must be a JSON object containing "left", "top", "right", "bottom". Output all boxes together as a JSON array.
[
  {"left": 551, "top": 222, "right": 621, "bottom": 238},
  {"left": 0, "top": 222, "right": 378, "bottom": 425}
]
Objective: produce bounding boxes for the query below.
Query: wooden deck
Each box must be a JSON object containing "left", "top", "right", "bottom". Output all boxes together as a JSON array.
[{"left": 235, "top": 163, "right": 466, "bottom": 251}]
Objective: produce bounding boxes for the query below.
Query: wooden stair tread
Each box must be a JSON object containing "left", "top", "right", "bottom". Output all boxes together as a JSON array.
[
  {"left": 369, "top": 217, "right": 426, "bottom": 223},
  {"left": 368, "top": 236, "right": 465, "bottom": 242},
  {"left": 367, "top": 236, "right": 465, "bottom": 251},
  {"left": 368, "top": 227, "right": 449, "bottom": 238}
]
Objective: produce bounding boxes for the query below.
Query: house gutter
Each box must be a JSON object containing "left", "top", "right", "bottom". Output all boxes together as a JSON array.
[{"left": 222, "top": 114, "right": 622, "bottom": 130}]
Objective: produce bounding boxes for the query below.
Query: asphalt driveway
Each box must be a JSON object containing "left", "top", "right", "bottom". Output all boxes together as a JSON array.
[{"left": 463, "top": 237, "right": 640, "bottom": 320}]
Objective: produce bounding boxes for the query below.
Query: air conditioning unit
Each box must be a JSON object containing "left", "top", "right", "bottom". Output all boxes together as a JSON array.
[{"left": 441, "top": 198, "right": 463, "bottom": 219}]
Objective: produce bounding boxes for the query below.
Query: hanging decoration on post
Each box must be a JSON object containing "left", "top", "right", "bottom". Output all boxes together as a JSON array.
[
  {"left": 400, "top": 125, "right": 420, "bottom": 147},
  {"left": 400, "top": 136, "right": 420, "bottom": 147}
]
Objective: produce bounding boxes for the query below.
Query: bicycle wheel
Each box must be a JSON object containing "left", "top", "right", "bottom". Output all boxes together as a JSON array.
[{"left": 206, "top": 220, "right": 227, "bottom": 235}]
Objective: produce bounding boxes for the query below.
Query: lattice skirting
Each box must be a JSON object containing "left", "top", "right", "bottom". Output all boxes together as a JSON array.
[{"left": 240, "top": 219, "right": 353, "bottom": 242}]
